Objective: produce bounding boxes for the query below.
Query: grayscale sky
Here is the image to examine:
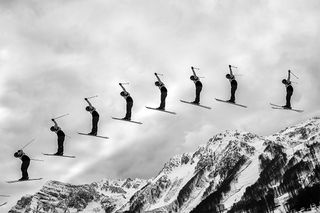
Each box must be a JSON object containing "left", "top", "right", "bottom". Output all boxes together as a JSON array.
[{"left": 1, "top": 0, "right": 320, "bottom": 210}]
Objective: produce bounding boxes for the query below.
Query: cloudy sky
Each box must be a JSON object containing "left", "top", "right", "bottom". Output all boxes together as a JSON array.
[{"left": 1, "top": 0, "right": 320, "bottom": 209}]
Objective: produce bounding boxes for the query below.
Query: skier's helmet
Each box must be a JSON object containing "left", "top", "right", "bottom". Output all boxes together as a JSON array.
[
  {"left": 226, "top": 74, "right": 231, "bottom": 79},
  {"left": 120, "top": 91, "right": 128, "bottom": 97},
  {"left": 190, "top": 75, "right": 196, "bottom": 80},
  {"left": 282, "top": 79, "right": 287, "bottom": 84},
  {"left": 85, "top": 106, "right": 92, "bottom": 111},
  {"left": 155, "top": 81, "right": 160, "bottom": 86},
  {"left": 50, "top": 126, "right": 56, "bottom": 131},
  {"left": 14, "top": 150, "right": 23, "bottom": 158}
]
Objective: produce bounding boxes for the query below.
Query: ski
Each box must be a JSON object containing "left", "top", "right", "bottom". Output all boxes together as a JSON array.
[
  {"left": 270, "top": 103, "right": 303, "bottom": 112},
  {"left": 145, "top": 106, "right": 176, "bottom": 115},
  {"left": 111, "top": 117, "right": 143, "bottom": 124},
  {"left": 271, "top": 107, "right": 303, "bottom": 113},
  {"left": 78, "top": 132, "right": 109, "bottom": 139},
  {"left": 270, "top": 103, "right": 285, "bottom": 107},
  {"left": 0, "top": 202, "right": 7, "bottom": 207},
  {"left": 180, "top": 100, "right": 211, "bottom": 109},
  {"left": 42, "top": 153, "right": 76, "bottom": 158},
  {"left": 215, "top": 98, "right": 247, "bottom": 108},
  {"left": 7, "top": 178, "right": 43, "bottom": 184}
]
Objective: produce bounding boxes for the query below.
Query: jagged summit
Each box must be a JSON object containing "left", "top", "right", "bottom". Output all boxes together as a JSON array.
[
  {"left": 270, "top": 116, "right": 320, "bottom": 144},
  {"left": 9, "top": 117, "right": 320, "bottom": 213},
  {"left": 9, "top": 178, "right": 148, "bottom": 213}
]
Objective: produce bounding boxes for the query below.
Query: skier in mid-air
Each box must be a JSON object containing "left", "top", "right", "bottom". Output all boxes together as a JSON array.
[
  {"left": 226, "top": 65, "right": 238, "bottom": 103},
  {"left": 14, "top": 150, "right": 30, "bottom": 181},
  {"left": 190, "top": 66, "right": 202, "bottom": 104},
  {"left": 84, "top": 98, "right": 99, "bottom": 136},
  {"left": 119, "top": 83, "right": 133, "bottom": 120},
  {"left": 154, "top": 73, "right": 167, "bottom": 110},
  {"left": 282, "top": 70, "right": 293, "bottom": 109},
  {"left": 50, "top": 119, "right": 65, "bottom": 156}
]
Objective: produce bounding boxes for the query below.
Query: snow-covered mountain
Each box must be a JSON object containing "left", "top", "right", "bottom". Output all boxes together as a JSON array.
[
  {"left": 9, "top": 117, "right": 320, "bottom": 213},
  {"left": 8, "top": 178, "right": 148, "bottom": 213}
]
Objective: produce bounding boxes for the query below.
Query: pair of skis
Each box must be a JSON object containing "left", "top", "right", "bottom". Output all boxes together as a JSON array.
[
  {"left": 269, "top": 103, "right": 303, "bottom": 112},
  {"left": 180, "top": 99, "right": 303, "bottom": 112},
  {"left": 6, "top": 178, "right": 43, "bottom": 184},
  {"left": 41, "top": 133, "right": 110, "bottom": 159},
  {"left": 111, "top": 107, "right": 177, "bottom": 124},
  {"left": 180, "top": 99, "right": 247, "bottom": 109}
]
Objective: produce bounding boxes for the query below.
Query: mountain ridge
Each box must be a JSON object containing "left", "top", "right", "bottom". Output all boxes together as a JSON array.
[{"left": 8, "top": 117, "right": 320, "bottom": 213}]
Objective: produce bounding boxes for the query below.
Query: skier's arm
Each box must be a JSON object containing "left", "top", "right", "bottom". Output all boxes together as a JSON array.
[
  {"left": 229, "top": 65, "right": 234, "bottom": 77},
  {"left": 191, "top": 67, "right": 197, "bottom": 77},
  {"left": 51, "top": 119, "right": 59, "bottom": 128},
  {"left": 119, "top": 83, "right": 127, "bottom": 92},
  {"left": 84, "top": 98, "right": 93, "bottom": 107},
  {"left": 154, "top": 73, "right": 162, "bottom": 84},
  {"left": 287, "top": 70, "right": 291, "bottom": 82}
]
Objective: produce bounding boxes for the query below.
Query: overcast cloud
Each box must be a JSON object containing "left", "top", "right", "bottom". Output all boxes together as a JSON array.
[{"left": 1, "top": 0, "right": 320, "bottom": 210}]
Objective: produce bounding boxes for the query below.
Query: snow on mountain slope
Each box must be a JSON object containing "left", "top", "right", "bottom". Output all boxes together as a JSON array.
[
  {"left": 118, "top": 131, "right": 260, "bottom": 213},
  {"left": 9, "top": 178, "right": 147, "bottom": 213},
  {"left": 192, "top": 117, "right": 320, "bottom": 213},
  {"left": 9, "top": 117, "right": 320, "bottom": 213}
]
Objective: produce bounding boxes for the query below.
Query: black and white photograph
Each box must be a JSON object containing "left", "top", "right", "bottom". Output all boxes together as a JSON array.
[{"left": 1, "top": 0, "right": 320, "bottom": 212}]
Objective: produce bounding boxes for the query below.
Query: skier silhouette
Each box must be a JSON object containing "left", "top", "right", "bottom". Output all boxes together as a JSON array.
[
  {"left": 50, "top": 119, "right": 65, "bottom": 155},
  {"left": 119, "top": 83, "right": 133, "bottom": 120},
  {"left": 14, "top": 150, "right": 30, "bottom": 181},
  {"left": 84, "top": 98, "right": 99, "bottom": 136},
  {"left": 226, "top": 65, "right": 238, "bottom": 103},
  {"left": 190, "top": 66, "right": 202, "bottom": 104},
  {"left": 154, "top": 73, "right": 167, "bottom": 110},
  {"left": 282, "top": 70, "right": 293, "bottom": 109}
]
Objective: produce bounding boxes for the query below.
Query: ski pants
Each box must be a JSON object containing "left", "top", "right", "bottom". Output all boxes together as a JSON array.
[
  {"left": 230, "top": 84, "right": 237, "bottom": 102},
  {"left": 57, "top": 136, "right": 65, "bottom": 154},
  {"left": 126, "top": 100, "right": 133, "bottom": 119},
  {"left": 91, "top": 114, "right": 99, "bottom": 134},
  {"left": 21, "top": 159, "right": 30, "bottom": 179},
  {"left": 286, "top": 90, "right": 293, "bottom": 107},
  {"left": 195, "top": 84, "right": 202, "bottom": 103},
  {"left": 160, "top": 91, "right": 167, "bottom": 109}
]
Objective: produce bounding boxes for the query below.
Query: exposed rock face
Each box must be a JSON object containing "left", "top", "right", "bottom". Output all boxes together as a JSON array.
[
  {"left": 10, "top": 117, "right": 320, "bottom": 213},
  {"left": 9, "top": 179, "right": 147, "bottom": 213}
]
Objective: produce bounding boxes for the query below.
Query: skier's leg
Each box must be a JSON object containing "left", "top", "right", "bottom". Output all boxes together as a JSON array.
[
  {"left": 91, "top": 115, "right": 99, "bottom": 135},
  {"left": 230, "top": 84, "right": 237, "bottom": 103},
  {"left": 159, "top": 91, "right": 167, "bottom": 109},
  {"left": 125, "top": 101, "right": 133, "bottom": 120},
  {"left": 286, "top": 91, "right": 293, "bottom": 108},
  {"left": 57, "top": 136, "right": 65, "bottom": 155},
  {"left": 21, "top": 160, "right": 30, "bottom": 180},
  {"left": 194, "top": 84, "right": 202, "bottom": 104}
]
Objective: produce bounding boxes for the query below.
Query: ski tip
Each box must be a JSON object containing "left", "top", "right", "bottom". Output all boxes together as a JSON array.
[
  {"left": 7, "top": 178, "right": 43, "bottom": 183},
  {"left": 42, "top": 153, "right": 76, "bottom": 158}
]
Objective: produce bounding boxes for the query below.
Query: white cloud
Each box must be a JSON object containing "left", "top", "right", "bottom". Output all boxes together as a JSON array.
[{"left": 1, "top": 0, "right": 320, "bottom": 210}]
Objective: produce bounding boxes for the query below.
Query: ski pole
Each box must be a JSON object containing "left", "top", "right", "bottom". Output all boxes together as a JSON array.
[
  {"left": 53, "top": 113, "right": 70, "bottom": 120},
  {"left": 155, "top": 73, "right": 164, "bottom": 76},
  {"left": 191, "top": 66, "right": 200, "bottom": 70},
  {"left": 86, "top": 95, "right": 98, "bottom": 100},
  {"left": 30, "top": 159, "right": 44, "bottom": 162},
  {"left": 229, "top": 65, "right": 238, "bottom": 69},
  {"left": 21, "top": 138, "right": 35, "bottom": 150},
  {"left": 290, "top": 70, "right": 299, "bottom": 79},
  {"left": 119, "top": 82, "right": 130, "bottom": 85}
]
